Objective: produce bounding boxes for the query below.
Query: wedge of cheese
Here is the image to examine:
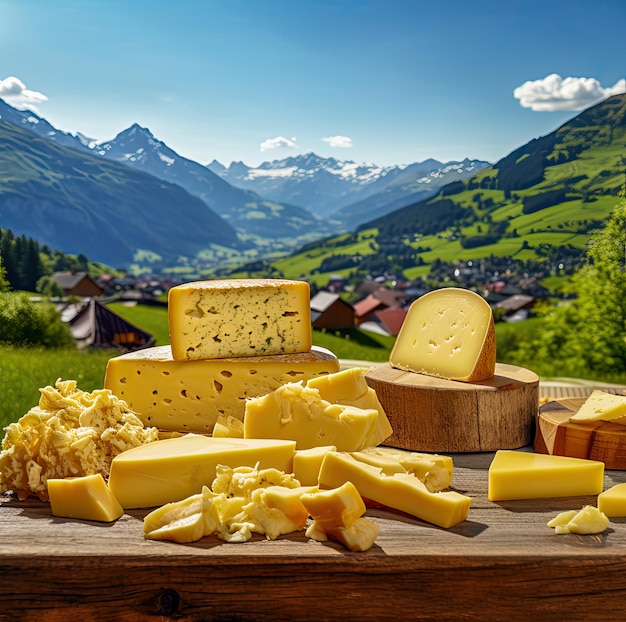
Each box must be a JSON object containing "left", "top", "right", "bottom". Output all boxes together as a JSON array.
[
  {"left": 104, "top": 344, "right": 339, "bottom": 433},
  {"left": 108, "top": 434, "right": 296, "bottom": 509},
  {"left": 597, "top": 483, "right": 626, "bottom": 517},
  {"left": 318, "top": 451, "right": 471, "bottom": 528},
  {"left": 168, "top": 278, "right": 312, "bottom": 360},
  {"left": 243, "top": 381, "right": 379, "bottom": 452},
  {"left": 488, "top": 450, "right": 604, "bottom": 501},
  {"left": 48, "top": 474, "right": 123, "bottom": 522},
  {"left": 389, "top": 287, "right": 496, "bottom": 382},
  {"left": 569, "top": 390, "right": 626, "bottom": 423}
]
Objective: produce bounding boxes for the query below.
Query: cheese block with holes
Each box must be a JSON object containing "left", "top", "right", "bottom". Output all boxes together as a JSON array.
[
  {"left": 104, "top": 345, "right": 339, "bottom": 434},
  {"left": 168, "top": 278, "right": 312, "bottom": 360},
  {"left": 390, "top": 287, "right": 496, "bottom": 382}
]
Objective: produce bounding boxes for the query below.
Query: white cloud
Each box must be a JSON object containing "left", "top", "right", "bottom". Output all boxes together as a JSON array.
[
  {"left": 322, "top": 135, "right": 353, "bottom": 148},
  {"left": 513, "top": 74, "right": 626, "bottom": 112},
  {"left": 260, "top": 136, "right": 298, "bottom": 151},
  {"left": 0, "top": 76, "right": 48, "bottom": 112}
]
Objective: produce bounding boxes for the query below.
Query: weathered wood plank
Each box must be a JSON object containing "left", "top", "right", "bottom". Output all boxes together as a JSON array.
[{"left": 2, "top": 451, "right": 626, "bottom": 620}]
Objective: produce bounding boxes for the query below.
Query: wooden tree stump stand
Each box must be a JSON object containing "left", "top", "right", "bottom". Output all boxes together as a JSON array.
[{"left": 365, "top": 363, "right": 539, "bottom": 453}]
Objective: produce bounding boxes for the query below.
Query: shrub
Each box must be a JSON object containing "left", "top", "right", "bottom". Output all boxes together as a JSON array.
[{"left": 0, "top": 293, "right": 75, "bottom": 348}]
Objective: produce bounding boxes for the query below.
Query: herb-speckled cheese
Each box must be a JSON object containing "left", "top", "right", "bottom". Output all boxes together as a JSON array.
[{"left": 168, "top": 279, "right": 312, "bottom": 360}]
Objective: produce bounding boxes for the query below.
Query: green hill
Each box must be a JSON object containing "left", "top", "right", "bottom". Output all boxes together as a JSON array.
[{"left": 258, "top": 94, "right": 625, "bottom": 285}]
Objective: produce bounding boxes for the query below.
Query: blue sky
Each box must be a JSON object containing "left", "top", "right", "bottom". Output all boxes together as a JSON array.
[{"left": 1, "top": 0, "right": 624, "bottom": 167}]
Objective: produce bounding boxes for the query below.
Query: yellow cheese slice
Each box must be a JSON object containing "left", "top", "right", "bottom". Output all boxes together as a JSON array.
[
  {"left": 306, "top": 367, "right": 393, "bottom": 446},
  {"left": 243, "top": 381, "right": 379, "bottom": 451},
  {"left": 318, "top": 451, "right": 471, "bottom": 528},
  {"left": 598, "top": 483, "right": 626, "bottom": 517},
  {"left": 47, "top": 474, "right": 123, "bottom": 522},
  {"left": 389, "top": 287, "right": 496, "bottom": 382},
  {"left": 569, "top": 390, "right": 626, "bottom": 423},
  {"left": 168, "top": 278, "right": 312, "bottom": 360},
  {"left": 488, "top": 450, "right": 605, "bottom": 501},
  {"left": 104, "top": 344, "right": 339, "bottom": 433},
  {"left": 108, "top": 434, "right": 296, "bottom": 509}
]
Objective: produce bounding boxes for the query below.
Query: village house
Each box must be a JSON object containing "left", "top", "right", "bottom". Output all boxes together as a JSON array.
[
  {"left": 310, "top": 290, "right": 355, "bottom": 329},
  {"left": 50, "top": 271, "right": 104, "bottom": 298}
]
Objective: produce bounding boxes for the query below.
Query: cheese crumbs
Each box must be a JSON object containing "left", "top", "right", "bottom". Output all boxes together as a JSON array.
[{"left": 0, "top": 379, "right": 159, "bottom": 501}]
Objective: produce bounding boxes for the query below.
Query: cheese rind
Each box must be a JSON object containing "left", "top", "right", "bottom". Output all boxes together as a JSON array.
[
  {"left": 390, "top": 287, "right": 496, "bottom": 382},
  {"left": 108, "top": 434, "right": 296, "bottom": 509},
  {"left": 569, "top": 390, "right": 626, "bottom": 423},
  {"left": 168, "top": 279, "right": 312, "bottom": 360},
  {"left": 104, "top": 345, "right": 339, "bottom": 434},
  {"left": 488, "top": 450, "right": 605, "bottom": 501},
  {"left": 318, "top": 451, "right": 471, "bottom": 528},
  {"left": 597, "top": 483, "right": 626, "bottom": 517},
  {"left": 47, "top": 474, "right": 123, "bottom": 522},
  {"left": 243, "top": 381, "right": 379, "bottom": 451}
]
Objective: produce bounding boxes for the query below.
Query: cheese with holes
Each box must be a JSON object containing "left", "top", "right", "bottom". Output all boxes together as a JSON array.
[
  {"left": 48, "top": 474, "right": 123, "bottom": 522},
  {"left": 104, "top": 345, "right": 339, "bottom": 434},
  {"left": 488, "top": 450, "right": 604, "bottom": 501},
  {"left": 318, "top": 451, "right": 471, "bottom": 528},
  {"left": 243, "top": 381, "right": 379, "bottom": 451},
  {"left": 598, "top": 483, "right": 626, "bottom": 517},
  {"left": 168, "top": 279, "right": 312, "bottom": 360},
  {"left": 569, "top": 390, "right": 626, "bottom": 423},
  {"left": 306, "top": 367, "right": 392, "bottom": 446},
  {"left": 390, "top": 287, "right": 496, "bottom": 382},
  {"left": 108, "top": 434, "right": 296, "bottom": 508}
]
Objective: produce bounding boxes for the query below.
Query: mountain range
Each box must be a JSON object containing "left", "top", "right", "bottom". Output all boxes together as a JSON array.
[{"left": 1, "top": 94, "right": 623, "bottom": 274}]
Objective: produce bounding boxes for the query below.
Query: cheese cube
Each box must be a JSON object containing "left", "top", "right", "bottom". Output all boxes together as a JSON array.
[
  {"left": 318, "top": 451, "right": 471, "bottom": 528},
  {"left": 104, "top": 344, "right": 339, "bottom": 434},
  {"left": 47, "top": 474, "right": 123, "bottom": 523},
  {"left": 293, "top": 446, "right": 337, "bottom": 486},
  {"left": 598, "top": 483, "right": 626, "bottom": 517},
  {"left": 168, "top": 279, "right": 312, "bottom": 360},
  {"left": 390, "top": 287, "right": 496, "bottom": 382},
  {"left": 108, "top": 434, "right": 296, "bottom": 509},
  {"left": 320, "top": 517, "right": 380, "bottom": 552},
  {"left": 488, "top": 450, "right": 605, "bottom": 501},
  {"left": 243, "top": 382, "right": 379, "bottom": 451},
  {"left": 306, "top": 367, "right": 393, "bottom": 446},
  {"left": 569, "top": 390, "right": 626, "bottom": 423},
  {"left": 300, "top": 481, "right": 366, "bottom": 531}
]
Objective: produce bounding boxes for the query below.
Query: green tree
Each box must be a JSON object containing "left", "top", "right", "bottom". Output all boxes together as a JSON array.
[{"left": 511, "top": 200, "right": 626, "bottom": 378}]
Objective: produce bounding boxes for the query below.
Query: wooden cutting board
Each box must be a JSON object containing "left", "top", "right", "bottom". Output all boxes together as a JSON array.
[
  {"left": 365, "top": 362, "right": 539, "bottom": 453},
  {"left": 535, "top": 398, "right": 626, "bottom": 469}
]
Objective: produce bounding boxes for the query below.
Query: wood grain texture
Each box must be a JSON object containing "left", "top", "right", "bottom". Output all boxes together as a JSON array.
[
  {"left": 536, "top": 399, "right": 626, "bottom": 469},
  {"left": 365, "top": 363, "right": 539, "bottom": 453},
  {"left": 2, "top": 450, "right": 626, "bottom": 621}
]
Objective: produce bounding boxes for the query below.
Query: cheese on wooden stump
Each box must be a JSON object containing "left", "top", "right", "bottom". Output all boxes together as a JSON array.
[
  {"left": 47, "top": 474, "right": 123, "bottom": 522},
  {"left": 243, "top": 381, "right": 379, "bottom": 452},
  {"left": 104, "top": 344, "right": 339, "bottom": 434},
  {"left": 108, "top": 434, "right": 296, "bottom": 509},
  {"left": 569, "top": 390, "right": 626, "bottom": 423},
  {"left": 389, "top": 287, "right": 496, "bottom": 382},
  {"left": 487, "top": 450, "right": 605, "bottom": 501},
  {"left": 306, "top": 367, "right": 393, "bottom": 447},
  {"left": 168, "top": 279, "right": 312, "bottom": 361},
  {"left": 598, "top": 483, "right": 626, "bottom": 517},
  {"left": 318, "top": 451, "right": 471, "bottom": 528}
]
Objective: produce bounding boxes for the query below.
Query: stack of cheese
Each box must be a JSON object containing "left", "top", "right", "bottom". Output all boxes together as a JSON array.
[{"left": 104, "top": 279, "right": 341, "bottom": 436}]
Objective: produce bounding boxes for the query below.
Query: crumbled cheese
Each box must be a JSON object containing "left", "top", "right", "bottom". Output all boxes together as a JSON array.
[{"left": 0, "top": 379, "right": 159, "bottom": 501}]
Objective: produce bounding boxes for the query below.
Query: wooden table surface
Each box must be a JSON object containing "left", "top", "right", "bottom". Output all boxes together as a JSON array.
[{"left": 2, "top": 448, "right": 626, "bottom": 621}]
